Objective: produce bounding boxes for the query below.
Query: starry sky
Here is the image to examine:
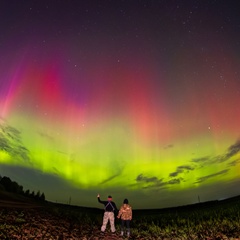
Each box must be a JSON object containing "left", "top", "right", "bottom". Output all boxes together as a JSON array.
[{"left": 0, "top": 0, "right": 240, "bottom": 209}]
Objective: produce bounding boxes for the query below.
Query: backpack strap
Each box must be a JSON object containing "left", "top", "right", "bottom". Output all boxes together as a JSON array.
[{"left": 105, "top": 202, "right": 115, "bottom": 211}]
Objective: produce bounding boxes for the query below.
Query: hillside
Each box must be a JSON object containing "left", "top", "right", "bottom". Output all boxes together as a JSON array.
[
  {"left": 0, "top": 190, "right": 240, "bottom": 239},
  {"left": 1, "top": 187, "right": 240, "bottom": 212},
  {"left": 0, "top": 190, "right": 43, "bottom": 208}
]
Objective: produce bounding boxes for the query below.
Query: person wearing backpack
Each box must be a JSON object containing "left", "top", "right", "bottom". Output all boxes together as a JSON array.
[{"left": 97, "top": 194, "right": 118, "bottom": 234}]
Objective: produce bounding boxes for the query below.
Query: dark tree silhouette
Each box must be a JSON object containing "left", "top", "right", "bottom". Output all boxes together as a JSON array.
[
  {"left": 0, "top": 176, "right": 12, "bottom": 192},
  {"left": 30, "top": 190, "right": 35, "bottom": 198},
  {"left": 35, "top": 190, "right": 41, "bottom": 200},
  {"left": 0, "top": 183, "right": 4, "bottom": 191},
  {"left": 40, "top": 192, "right": 45, "bottom": 201},
  {"left": 25, "top": 189, "right": 30, "bottom": 196},
  {"left": 0, "top": 175, "right": 46, "bottom": 202}
]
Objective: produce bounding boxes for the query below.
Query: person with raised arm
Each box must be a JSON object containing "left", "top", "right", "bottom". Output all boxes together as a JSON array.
[{"left": 97, "top": 194, "right": 118, "bottom": 234}]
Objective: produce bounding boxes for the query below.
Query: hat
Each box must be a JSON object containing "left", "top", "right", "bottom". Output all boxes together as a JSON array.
[{"left": 123, "top": 199, "right": 128, "bottom": 204}]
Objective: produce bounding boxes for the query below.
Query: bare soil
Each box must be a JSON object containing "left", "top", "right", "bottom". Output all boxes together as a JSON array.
[{"left": 0, "top": 197, "right": 129, "bottom": 239}]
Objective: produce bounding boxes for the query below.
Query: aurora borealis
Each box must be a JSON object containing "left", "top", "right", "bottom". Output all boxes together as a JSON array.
[{"left": 0, "top": 1, "right": 240, "bottom": 209}]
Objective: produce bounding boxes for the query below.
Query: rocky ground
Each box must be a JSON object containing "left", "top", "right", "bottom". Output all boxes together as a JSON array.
[
  {"left": 1, "top": 198, "right": 240, "bottom": 240},
  {"left": 0, "top": 200, "right": 130, "bottom": 240}
]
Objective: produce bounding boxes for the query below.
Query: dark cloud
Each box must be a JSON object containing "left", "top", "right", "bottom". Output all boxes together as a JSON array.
[
  {"left": 226, "top": 139, "right": 240, "bottom": 159},
  {"left": 100, "top": 173, "right": 120, "bottom": 185},
  {"left": 136, "top": 174, "right": 159, "bottom": 183},
  {"left": 0, "top": 122, "right": 31, "bottom": 163},
  {"left": 179, "top": 165, "right": 194, "bottom": 171},
  {"left": 191, "top": 156, "right": 210, "bottom": 163},
  {"left": 136, "top": 173, "right": 182, "bottom": 190},
  {"left": 211, "top": 155, "right": 225, "bottom": 164},
  {"left": 5, "top": 125, "right": 21, "bottom": 138},
  {"left": 195, "top": 169, "right": 229, "bottom": 184},
  {"left": 168, "top": 178, "right": 181, "bottom": 185},
  {"left": 38, "top": 131, "right": 54, "bottom": 141},
  {"left": 228, "top": 158, "right": 240, "bottom": 167},
  {"left": 169, "top": 171, "right": 179, "bottom": 177},
  {"left": 190, "top": 139, "right": 240, "bottom": 168},
  {"left": 169, "top": 165, "right": 194, "bottom": 177},
  {"left": 212, "top": 140, "right": 240, "bottom": 164},
  {"left": 136, "top": 173, "right": 165, "bottom": 189},
  {"left": 95, "top": 138, "right": 240, "bottom": 191},
  {"left": 164, "top": 144, "right": 174, "bottom": 149},
  {"left": 169, "top": 140, "right": 240, "bottom": 186},
  {"left": 0, "top": 136, "right": 10, "bottom": 151},
  {"left": 12, "top": 146, "right": 30, "bottom": 163}
]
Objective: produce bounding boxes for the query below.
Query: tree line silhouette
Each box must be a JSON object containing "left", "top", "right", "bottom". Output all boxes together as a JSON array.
[{"left": 0, "top": 175, "right": 45, "bottom": 201}]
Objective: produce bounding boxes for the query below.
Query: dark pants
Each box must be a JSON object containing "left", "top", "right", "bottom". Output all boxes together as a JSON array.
[{"left": 121, "top": 219, "right": 130, "bottom": 233}]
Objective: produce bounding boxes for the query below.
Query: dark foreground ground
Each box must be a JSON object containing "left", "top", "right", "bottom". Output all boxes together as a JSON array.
[
  {"left": 0, "top": 192, "right": 133, "bottom": 240},
  {"left": 1, "top": 191, "right": 240, "bottom": 239},
  {"left": 0, "top": 203, "right": 120, "bottom": 239}
]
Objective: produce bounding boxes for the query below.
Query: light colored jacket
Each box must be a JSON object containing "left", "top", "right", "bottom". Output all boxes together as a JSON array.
[{"left": 117, "top": 204, "right": 132, "bottom": 220}]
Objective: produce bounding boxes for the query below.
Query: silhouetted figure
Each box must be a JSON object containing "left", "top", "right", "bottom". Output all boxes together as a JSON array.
[
  {"left": 117, "top": 198, "right": 132, "bottom": 238},
  {"left": 97, "top": 194, "right": 118, "bottom": 234}
]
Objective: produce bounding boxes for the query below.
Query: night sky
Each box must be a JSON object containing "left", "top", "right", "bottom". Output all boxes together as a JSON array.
[{"left": 0, "top": 0, "right": 240, "bottom": 209}]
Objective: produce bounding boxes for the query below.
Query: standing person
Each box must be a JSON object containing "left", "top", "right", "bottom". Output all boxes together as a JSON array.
[
  {"left": 117, "top": 198, "right": 132, "bottom": 238},
  {"left": 97, "top": 194, "right": 118, "bottom": 234}
]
